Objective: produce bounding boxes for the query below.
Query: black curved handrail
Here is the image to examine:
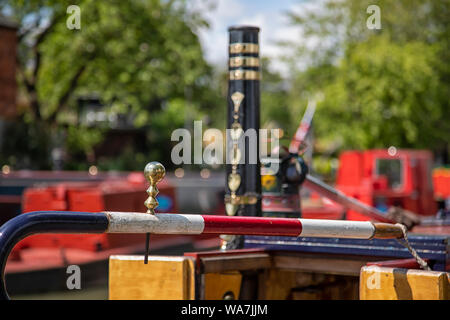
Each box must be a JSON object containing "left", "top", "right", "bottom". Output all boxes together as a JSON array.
[{"left": 0, "top": 211, "right": 109, "bottom": 300}]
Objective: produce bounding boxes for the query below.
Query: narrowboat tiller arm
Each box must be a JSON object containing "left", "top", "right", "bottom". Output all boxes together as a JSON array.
[
  {"left": 0, "top": 162, "right": 427, "bottom": 300},
  {"left": 0, "top": 210, "right": 410, "bottom": 300}
]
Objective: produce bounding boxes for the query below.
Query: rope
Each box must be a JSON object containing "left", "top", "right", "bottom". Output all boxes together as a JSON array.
[{"left": 395, "top": 223, "right": 431, "bottom": 271}]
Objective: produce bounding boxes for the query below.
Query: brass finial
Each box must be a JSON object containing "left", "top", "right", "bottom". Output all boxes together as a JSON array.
[{"left": 144, "top": 161, "right": 166, "bottom": 214}]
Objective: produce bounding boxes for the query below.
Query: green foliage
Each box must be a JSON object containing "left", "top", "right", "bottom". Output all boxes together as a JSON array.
[
  {"left": 96, "top": 146, "right": 148, "bottom": 172},
  {"left": 260, "top": 57, "right": 294, "bottom": 139},
  {"left": 316, "top": 36, "right": 447, "bottom": 149},
  {"left": 283, "top": 0, "right": 450, "bottom": 162},
  {"left": 148, "top": 98, "right": 206, "bottom": 167},
  {"left": 0, "top": 120, "right": 53, "bottom": 169},
  {"left": 65, "top": 125, "right": 104, "bottom": 156},
  {"left": 1, "top": 0, "right": 220, "bottom": 169}
]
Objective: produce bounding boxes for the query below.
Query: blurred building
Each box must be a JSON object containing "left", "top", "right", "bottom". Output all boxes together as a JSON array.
[
  {"left": 78, "top": 96, "right": 136, "bottom": 129},
  {"left": 77, "top": 96, "right": 147, "bottom": 159},
  {"left": 0, "top": 16, "right": 18, "bottom": 149}
]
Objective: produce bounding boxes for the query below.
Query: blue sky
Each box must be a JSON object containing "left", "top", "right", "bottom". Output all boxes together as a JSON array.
[{"left": 193, "top": 0, "right": 315, "bottom": 72}]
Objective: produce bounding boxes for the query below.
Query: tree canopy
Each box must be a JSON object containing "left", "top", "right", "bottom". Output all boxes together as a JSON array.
[
  {"left": 1, "top": 0, "right": 448, "bottom": 172},
  {"left": 0, "top": 0, "right": 220, "bottom": 169},
  {"left": 282, "top": 0, "right": 449, "bottom": 166}
]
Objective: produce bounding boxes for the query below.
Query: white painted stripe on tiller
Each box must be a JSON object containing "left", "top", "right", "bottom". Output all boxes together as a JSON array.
[
  {"left": 299, "top": 219, "right": 375, "bottom": 239},
  {"left": 105, "top": 212, "right": 205, "bottom": 234}
]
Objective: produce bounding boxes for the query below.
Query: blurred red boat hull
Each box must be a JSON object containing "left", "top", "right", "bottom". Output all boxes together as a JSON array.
[{"left": 4, "top": 172, "right": 220, "bottom": 294}]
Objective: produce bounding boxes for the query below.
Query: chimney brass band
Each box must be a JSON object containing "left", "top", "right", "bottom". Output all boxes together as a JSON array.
[
  {"left": 229, "top": 43, "right": 259, "bottom": 54},
  {"left": 229, "top": 56, "right": 259, "bottom": 68},
  {"left": 229, "top": 69, "right": 260, "bottom": 81}
]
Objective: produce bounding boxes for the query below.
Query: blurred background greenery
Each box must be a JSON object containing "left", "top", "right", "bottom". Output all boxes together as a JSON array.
[{"left": 0, "top": 0, "right": 448, "bottom": 178}]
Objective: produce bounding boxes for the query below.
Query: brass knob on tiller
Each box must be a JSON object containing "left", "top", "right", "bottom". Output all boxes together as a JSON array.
[{"left": 144, "top": 162, "right": 166, "bottom": 214}]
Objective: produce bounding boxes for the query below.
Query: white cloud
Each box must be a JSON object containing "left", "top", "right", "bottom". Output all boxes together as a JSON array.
[{"left": 191, "top": 0, "right": 328, "bottom": 74}]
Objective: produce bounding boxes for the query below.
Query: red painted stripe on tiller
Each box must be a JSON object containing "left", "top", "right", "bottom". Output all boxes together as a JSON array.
[{"left": 202, "top": 215, "right": 302, "bottom": 236}]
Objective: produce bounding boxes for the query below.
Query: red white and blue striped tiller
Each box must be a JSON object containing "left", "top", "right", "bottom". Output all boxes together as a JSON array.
[{"left": 0, "top": 210, "right": 404, "bottom": 300}]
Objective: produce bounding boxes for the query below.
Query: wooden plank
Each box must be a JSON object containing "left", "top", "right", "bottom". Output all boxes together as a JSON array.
[
  {"left": 366, "top": 258, "right": 433, "bottom": 269},
  {"left": 204, "top": 272, "right": 242, "bottom": 300},
  {"left": 184, "top": 248, "right": 266, "bottom": 270},
  {"left": 201, "top": 253, "right": 271, "bottom": 274},
  {"left": 258, "top": 269, "right": 297, "bottom": 300},
  {"left": 360, "top": 266, "right": 450, "bottom": 300},
  {"left": 289, "top": 278, "right": 359, "bottom": 300},
  {"left": 196, "top": 249, "right": 387, "bottom": 276},
  {"left": 258, "top": 269, "right": 359, "bottom": 300},
  {"left": 109, "top": 255, "right": 195, "bottom": 300},
  {"left": 273, "top": 252, "right": 370, "bottom": 276}
]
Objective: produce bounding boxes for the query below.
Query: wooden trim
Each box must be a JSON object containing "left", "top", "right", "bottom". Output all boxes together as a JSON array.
[
  {"left": 200, "top": 253, "right": 271, "bottom": 273},
  {"left": 360, "top": 266, "right": 450, "bottom": 300},
  {"left": 108, "top": 255, "right": 195, "bottom": 300},
  {"left": 272, "top": 252, "right": 374, "bottom": 276}
]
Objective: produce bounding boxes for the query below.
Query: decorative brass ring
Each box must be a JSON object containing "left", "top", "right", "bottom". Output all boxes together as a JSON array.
[
  {"left": 229, "top": 43, "right": 259, "bottom": 54},
  {"left": 229, "top": 56, "right": 259, "bottom": 67},
  {"left": 229, "top": 69, "right": 260, "bottom": 81}
]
